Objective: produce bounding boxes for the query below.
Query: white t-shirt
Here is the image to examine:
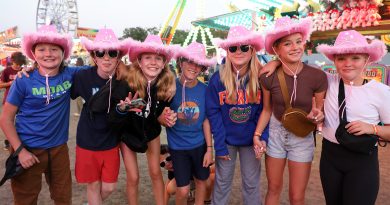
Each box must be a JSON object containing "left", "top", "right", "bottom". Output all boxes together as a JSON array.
[{"left": 323, "top": 73, "right": 390, "bottom": 143}]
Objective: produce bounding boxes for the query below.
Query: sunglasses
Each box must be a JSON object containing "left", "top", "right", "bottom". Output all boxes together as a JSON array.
[
  {"left": 94, "top": 50, "right": 119, "bottom": 58},
  {"left": 228, "top": 45, "right": 251, "bottom": 53}
]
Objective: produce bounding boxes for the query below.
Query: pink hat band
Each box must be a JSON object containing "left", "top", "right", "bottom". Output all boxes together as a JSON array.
[
  {"left": 316, "top": 30, "right": 387, "bottom": 63},
  {"left": 128, "top": 35, "right": 174, "bottom": 62},
  {"left": 175, "top": 42, "right": 216, "bottom": 68},
  {"left": 216, "top": 26, "right": 264, "bottom": 52},
  {"left": 81, "top": 28, "right": 128, "bottom": 57},
  {"left": 22, "top": 25, "right": 73, "bottom": 61},
  {"left": 265, "top": 16, "right": 312, "bottom": 55}
]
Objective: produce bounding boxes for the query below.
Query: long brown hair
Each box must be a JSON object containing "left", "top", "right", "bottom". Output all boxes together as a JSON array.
[
  {"left": 117, "top": 60, "right": 176, "bottom": 101},
  {"left": 219, "top": 49, "right": 261, "bottom": 103}
]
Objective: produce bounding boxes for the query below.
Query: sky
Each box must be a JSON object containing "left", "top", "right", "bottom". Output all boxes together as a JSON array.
[{"left": 0, "top": 0, "right": 229, "bottom": 37}]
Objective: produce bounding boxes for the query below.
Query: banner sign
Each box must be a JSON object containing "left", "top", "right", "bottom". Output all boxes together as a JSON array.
[
  {"left": 0, "top": 26, "right": 18, "bottom": 43},
  {"left": 76, "top": 27, "right": 99, "bottom": 39}
]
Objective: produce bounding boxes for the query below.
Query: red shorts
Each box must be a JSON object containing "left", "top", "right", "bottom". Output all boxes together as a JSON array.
[{"left": 75, "top": 145, "right": 120, "bottom": 183}]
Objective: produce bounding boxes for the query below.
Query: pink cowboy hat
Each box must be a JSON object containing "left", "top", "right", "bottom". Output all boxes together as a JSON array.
[
  {"left": 215, "top": 26, "right": 264, "bottom": 52},
  {"left": 128, "top": 34, "right": 174, "bottom": 62},
  {"left": 317, "top": 30, "right": 387, "bottom": 63},
  {"left": 81, "top": 28, "right": 129, "bottom": 57},
  {"left": 22, "top": 25, "right": 73, "bottom": 61},
  {"left": 264, "top": 16, "right": 312, "bottom": 55},
  {"left": 174, "top": 42, "right": 216, "bottom": 69}
]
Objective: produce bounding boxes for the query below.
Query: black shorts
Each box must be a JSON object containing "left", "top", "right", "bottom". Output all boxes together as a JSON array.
[{"left": 170, "top": 144, "right": 210, "bottom": 187}]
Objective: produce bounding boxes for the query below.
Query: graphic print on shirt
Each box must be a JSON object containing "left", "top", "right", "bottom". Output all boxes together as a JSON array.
[
  {"left": 31, "top": 80, "right": 72, "bottom": 99},
  {"left": 177, "top": 101, "right": 200, "bottom": 125}
]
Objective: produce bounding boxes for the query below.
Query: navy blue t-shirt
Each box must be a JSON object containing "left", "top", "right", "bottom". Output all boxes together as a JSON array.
[{"left": 71, "top": 67, "right": 119, "bottom": 151}]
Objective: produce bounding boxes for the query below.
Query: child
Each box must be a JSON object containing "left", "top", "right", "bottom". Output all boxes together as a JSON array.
[{"left": 163, "top": 42, "right": 215, "bottom": 205}]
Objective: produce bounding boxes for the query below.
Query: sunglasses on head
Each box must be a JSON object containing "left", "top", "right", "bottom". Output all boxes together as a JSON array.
[
  {"left": 94, "top": 50, "right": 119, "bottom": 58},
  {"left": 228, "top": 45, "right": 251, "bottom": 53}
]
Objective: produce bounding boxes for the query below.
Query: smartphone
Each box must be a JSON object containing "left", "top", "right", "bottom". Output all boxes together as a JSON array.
[{"left": 124, "top": 98, "right": 146, "bottom": 111}]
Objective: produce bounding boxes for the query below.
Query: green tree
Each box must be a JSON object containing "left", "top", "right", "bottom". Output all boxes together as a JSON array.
[{"left": 122, "top": 27, "right": 148, "bottom": 41}]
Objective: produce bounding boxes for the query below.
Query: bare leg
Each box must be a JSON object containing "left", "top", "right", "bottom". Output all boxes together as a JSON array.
[
  {"left": 288, "top": 160, "right": 312, "bottom": 205},
  {"left": 121, "top": 143, "right": 139, "bottom": 205},
  {"left": 265, "top": 155, "right": 286, "bottom": 205},
  {"left": 146, "top": 136, "right": 165, "bottom": 205}
]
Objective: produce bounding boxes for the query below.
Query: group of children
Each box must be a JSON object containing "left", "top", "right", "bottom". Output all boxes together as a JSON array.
[{"left": 1, "top": 14, "right": 390, "bottom": 205}]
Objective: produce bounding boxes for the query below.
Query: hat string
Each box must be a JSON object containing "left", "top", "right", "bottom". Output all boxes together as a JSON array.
[
  {"left": 232, "top": 64, "right": 246, "bottom": 105},
  {"left": 272, "top": 47, "right": 301, "bottom": 105},
  {"left": 31, "top": 52, "right": 64, "bottom": 105},
  {"left": 338, "top": 55, "right": 370, "bottom": 119}
]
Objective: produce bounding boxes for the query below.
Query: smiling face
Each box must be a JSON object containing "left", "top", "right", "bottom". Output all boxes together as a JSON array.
[
  {"left": 33, "top": 43, "right": 63, "bottom": 71},
  {"left": 180, "top": 59, "right": 204, "bottom": 82},
  {"left": 273, "top": 33, "right": 305, "bottom": 64},
  {"left": 139, "top": 53, "right": 166, "bottom": 81},
  {"left": 227, "top": 44, "right": 253, "bottom": 68},
  {"left": 334, "top": 53, "right": 368, "bottom": 82},
  {"left": 93, "top": 50, "right": 120, "bottom": 79}
]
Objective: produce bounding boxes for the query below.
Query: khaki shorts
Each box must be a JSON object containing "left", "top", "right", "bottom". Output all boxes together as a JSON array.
[{"left": 11, "top": 144, "right": 71, "bottom": 205}]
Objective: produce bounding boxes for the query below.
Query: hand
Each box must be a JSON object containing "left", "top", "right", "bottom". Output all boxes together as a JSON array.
[
  {"left": 217, "top": 155, "right": 231, "bottom": 161},
  {"left": 253, "top": 140, "right": 267, "bottom": 159},
  {"left": 117, "top": 92, "right": 142, "bottom": 113},
  {"left": 203, "top": 150, "right": 214, "bottom": 167},
  {"left": 17, "top": 66, "right": 35, "bottom": 78},
  {"left": 307, "top": 97, "right": 324, "bottom": 124},
  {"left": 346, "top": 121, "right": 374, "bottom": 136},
  {"left": 18, "top": 148, "right": 40, "bottom": 169},
  {"left": 158, "top": 107, "right": 177, "bottom": 127},
  {"left": 164, "top": 161, "right": 174, "bottom": 171},
  {"left": 259, "top": 60, "right": 281, "bottom": 77}
]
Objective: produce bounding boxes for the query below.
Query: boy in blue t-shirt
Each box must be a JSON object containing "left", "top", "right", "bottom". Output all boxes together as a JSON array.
[
  {"left": 0, "top": 25, "right": 76, "bottom": 204},
  {"left": 163, "top": 42, "right": 216, "bottom": 205}
]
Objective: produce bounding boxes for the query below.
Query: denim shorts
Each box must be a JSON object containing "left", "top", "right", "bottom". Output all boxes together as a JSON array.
[{"left": 266, "top": 115, "right": 315, "bottom": 162}]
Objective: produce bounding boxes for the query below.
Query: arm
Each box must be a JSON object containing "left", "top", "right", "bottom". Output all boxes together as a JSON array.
[
  {"left": 205, "top": 76, "right": 229, "bottom": 158},
  {"left": 259, "top": 60, "right": 281, "bottom": 77},
  {"left": 0, "top": 81, "right": 12, "bottom": 89},
  {"left": 0, "top": 103, "right": 40, "bottom": 168},
  {"left": 253, "top": 87, "right": 272, "bottom": 158},
  {"left": 202, "top": 118, "right": 213, "bottom": 167}
]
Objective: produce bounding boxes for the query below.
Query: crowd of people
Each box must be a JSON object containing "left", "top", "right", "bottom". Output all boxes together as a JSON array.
[{"left": 0, "top": 15, "right": 390, "bottom": 205}]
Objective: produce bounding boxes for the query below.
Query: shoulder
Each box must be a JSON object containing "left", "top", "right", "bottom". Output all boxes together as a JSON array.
[
  {"left": 369, "top": 80, "right": 390, "bottom": 92},
  {"left": 209, "top": 71, "right": 221, "bottom": 84}
]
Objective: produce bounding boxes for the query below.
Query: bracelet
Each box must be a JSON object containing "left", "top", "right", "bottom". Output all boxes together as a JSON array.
[
  {"left": 372, "top": 124, "right": 378, "bottom": 135},
  {"left": 254, "top": 131, "right": 262, "bottom": 137},
  {"left": 207, "top": 146, "right": 213, "bottom": 148}
]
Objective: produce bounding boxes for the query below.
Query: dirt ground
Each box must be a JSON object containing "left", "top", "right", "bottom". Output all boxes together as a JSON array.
[{"left": 0, "top": 95, "right": 390, "bottom": 205}]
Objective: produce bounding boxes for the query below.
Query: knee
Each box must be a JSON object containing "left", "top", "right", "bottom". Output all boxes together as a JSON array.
[
  {"left": 149, "top": 169, "right": 162, "bottom": 181},
  {"left": 289, "top": 192, "right": 305, "bottom": 205},
  {"left": 176, "top": 187, "right": 190, "bottom": 199},
  {"left": 267, "top": 183, "right": 283, "bottom": 196},
  {"left": 101, "top": 185, "right": 116, "bottom": 196},
  {"left": 126, "top": 173, "right": 139, "bottom": 186}
]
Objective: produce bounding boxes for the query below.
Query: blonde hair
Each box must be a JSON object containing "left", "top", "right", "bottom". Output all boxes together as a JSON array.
[
  {"left": 117, "top": 60, "right": 176, "bottom": 101},
  {"left": 219, "top": 49, "right": 261, "bottom": 103}
]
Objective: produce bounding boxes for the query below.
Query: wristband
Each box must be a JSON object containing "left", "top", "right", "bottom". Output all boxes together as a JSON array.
[
  {"left": 373, "top": 124, "right": 378, "bottom": 135},
  {"left": 254, "top": 131, "right": 262, "bottom": 137}
]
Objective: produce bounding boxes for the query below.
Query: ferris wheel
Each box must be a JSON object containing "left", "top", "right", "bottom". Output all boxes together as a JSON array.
[{"left": 36, "top": 0, "right": 79, "bottom": 36}]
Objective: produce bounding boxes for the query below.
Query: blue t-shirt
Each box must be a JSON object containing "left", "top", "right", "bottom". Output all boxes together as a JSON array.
[
  {"left": 166, "top": 79, "right": 207, "bottom": 150},
  {"left": 7, "top": 67, "right": 79, "bottom": 149}
]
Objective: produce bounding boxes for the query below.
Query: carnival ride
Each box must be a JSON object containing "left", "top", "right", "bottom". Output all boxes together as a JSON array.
[{"left": 36, "top": 0, "right": 79, "bottom": 36}]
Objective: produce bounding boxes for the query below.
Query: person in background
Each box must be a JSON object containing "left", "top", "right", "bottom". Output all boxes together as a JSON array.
[
  {"left": 0, "top": 51, "right": 27, "bottom": 151},
  {"left": 0, "top": 25, "right": 78, "bottom": 205},
  {"left": 317, "top": 30, "right": 390, "bottom": 205},
  {"left": 206, "top": 26, "right": 269, "bottom": 205}
]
